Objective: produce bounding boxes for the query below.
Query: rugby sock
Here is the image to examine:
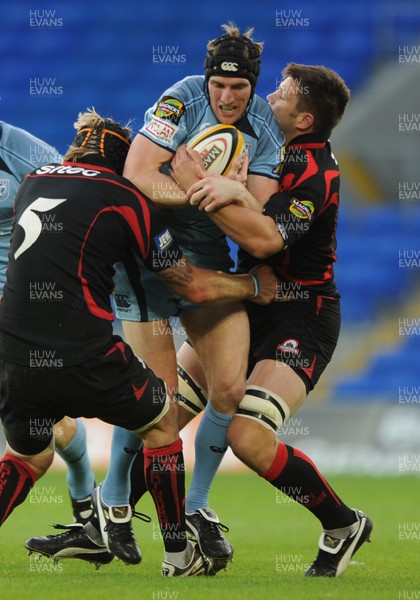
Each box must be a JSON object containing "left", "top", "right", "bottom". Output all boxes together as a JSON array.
[
  {"left": 186, "top": 403, "right": 233, "bottom": 512},
  {"left": 129, "top": 448, "right": 148, "bottom": 507},
  {"left": 0, "top": 454, "right": 36, "bottom": 526},
  {"left": 56, "top": 418, "right": 95, "bottom": 500},
  {"left": 101, "top": 426, "right": 142, "bottom": 506},
  {"left": 144, "top": 438, "right": 187, "bottom": 553},
  {"left": 261, "top": 442, "right": 357, "bottom": 529}
]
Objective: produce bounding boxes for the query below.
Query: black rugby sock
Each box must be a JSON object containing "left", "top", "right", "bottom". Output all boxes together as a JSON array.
[
  {"left": 0, "top": 454, "right": 36, "bottom": 526},
  {"left": 261, "top": 442, "right": 356, "bottom": 530},
  {"left": 129, "top": 449, "right": 148, "bottom": 507},
  {"left": 143, "top": 439, "right": 187, "bottom": 553}
]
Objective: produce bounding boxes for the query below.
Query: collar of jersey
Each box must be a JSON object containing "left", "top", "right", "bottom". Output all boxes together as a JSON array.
[
  {"left": 62, "top": 158, "right": 116, "bottom": 174},
  {"left": 286, "top": 130, "right": 331, "bottom": 150}
]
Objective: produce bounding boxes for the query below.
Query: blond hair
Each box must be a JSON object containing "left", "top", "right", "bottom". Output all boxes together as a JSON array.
[
  {"left": 63, "top": 108, "right": 131, "bottom": 162},
  {"left": 207, "top": 21, "right": 264, "bottom": 55}
]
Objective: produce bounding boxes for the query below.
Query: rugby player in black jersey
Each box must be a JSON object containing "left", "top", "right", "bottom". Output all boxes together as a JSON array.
[
  {"left": 171, "top": 63, "right": 373, "bottom": 578},
  {"left": 0, "top": 109, "right": 277, "bottom": 576}
]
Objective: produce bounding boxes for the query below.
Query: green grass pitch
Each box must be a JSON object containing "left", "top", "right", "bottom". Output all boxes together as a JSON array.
[{"left": 1, "top": 471, "right": 419, "bottom": 600}]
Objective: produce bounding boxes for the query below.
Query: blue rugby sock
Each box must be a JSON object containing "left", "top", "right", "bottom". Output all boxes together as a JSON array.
[
  {"left": 101, "top": 426, "right": 142, "bottom": 506},
  {"left": 56, "top": 418, "right": 95, "bottom": 500},
  {"left": 186, "top": 404, "right": 233, "bottom": 513}
]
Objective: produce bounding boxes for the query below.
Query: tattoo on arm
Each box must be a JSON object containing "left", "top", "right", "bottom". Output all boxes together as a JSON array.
[{"left": 159, "top": 260, "right": 194, "bottom": 289}]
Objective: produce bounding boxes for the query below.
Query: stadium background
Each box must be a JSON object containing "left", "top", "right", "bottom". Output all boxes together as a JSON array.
[{"left": 1, "top": 1, "right": 419, "bottom": 478}]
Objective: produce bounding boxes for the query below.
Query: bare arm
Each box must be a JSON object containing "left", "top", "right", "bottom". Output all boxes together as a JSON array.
[
  {"left": 123, "top": 134, "right": 189, "bottom": 207},
  {"left": 208, "top": 204, "right": 285, "bottom": 259},
  {"left": 156, "top": 259, "right": 278, "bottom": 305},
  {"left": 246, "top": 173, "right": 278, "bottom": 206}
]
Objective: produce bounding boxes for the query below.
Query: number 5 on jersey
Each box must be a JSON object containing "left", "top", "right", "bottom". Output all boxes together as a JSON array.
[{"left": 14, "top": 197, "right": 67, "bottom": 259}]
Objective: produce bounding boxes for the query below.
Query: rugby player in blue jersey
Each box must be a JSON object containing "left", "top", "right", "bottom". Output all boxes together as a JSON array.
[{"left": 96, "top": 23, "right": 280, "bottom": 569}]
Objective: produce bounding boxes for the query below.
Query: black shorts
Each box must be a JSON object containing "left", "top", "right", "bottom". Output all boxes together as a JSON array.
[
  {"left": 246, "top": 294, "right": 340, "bottom": 394},
  {"left": 0, "top": 336, "right": 167, "bottom": 455}
]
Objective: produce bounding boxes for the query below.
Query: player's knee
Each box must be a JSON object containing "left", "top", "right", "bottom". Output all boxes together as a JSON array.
[
  {"left": 139, "top": 395, "right": 179, "bottom": 448},
  {"left": 227, "top": 417, "right": 263, "bottom": 467},
  {"left": 210, "top": 379, "right": 246, "bottom": 413},
  {"left": 53, "top": 416, "right": 77, "bottom": 451},
  {"left": 176, "top": 364, "right": 208, "bottom": 417},
  {"left": 7, "top": 441, "right": 55, "bottom": 479},
  {"left": 227, "top": 415, "right": 277, "bottom": 474}
]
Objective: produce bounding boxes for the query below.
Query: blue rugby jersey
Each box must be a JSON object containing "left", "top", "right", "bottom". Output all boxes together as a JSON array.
[
  {"left": 139, "top": 75, "right": 283, "bottom": 269},
  {"left": 0, "top": 121, "right": 62, "bottom": 291}
]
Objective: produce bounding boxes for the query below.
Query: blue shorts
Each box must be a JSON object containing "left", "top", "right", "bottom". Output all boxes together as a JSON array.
[{"left": 113, "top": 240, "right": 234, "bottom": 322}]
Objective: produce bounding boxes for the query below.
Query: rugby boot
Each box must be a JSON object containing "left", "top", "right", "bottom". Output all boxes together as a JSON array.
[
  {"left": 186, "top": 508, "right": 234, "bottom": 575},
  {"left": 305, "top": 508, "right": 373, "bottom": 577}
]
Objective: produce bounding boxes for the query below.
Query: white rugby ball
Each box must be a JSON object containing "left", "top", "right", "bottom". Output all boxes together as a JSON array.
[{"left": 187, "top": 124, "right": 245, "bottom": 175}]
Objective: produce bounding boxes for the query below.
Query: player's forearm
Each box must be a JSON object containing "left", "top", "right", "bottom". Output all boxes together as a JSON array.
[
  {"left": 192, "top": 270, "right": 258, "bottom": 305},
  {"left": 133, "top": 171, "right": 188, "bottom": 207},
  {"left": 158, "top": 261, "right": 257, "bottom": 305},
  {"left": 209, "top": 204, "right": 284, "bottom": 259}
]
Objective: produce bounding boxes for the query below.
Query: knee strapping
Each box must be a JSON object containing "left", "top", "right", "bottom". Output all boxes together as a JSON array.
[
  {"left": 236, "top": 385, "right": 291, "bottom": 432},
  {"left": 176, "top": 365, "right": 208, "bottom": 416}
]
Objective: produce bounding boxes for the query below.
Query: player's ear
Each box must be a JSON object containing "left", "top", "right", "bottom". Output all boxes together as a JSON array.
[{"left": 296, "top": 112, "right": 314, "bottom": 132}]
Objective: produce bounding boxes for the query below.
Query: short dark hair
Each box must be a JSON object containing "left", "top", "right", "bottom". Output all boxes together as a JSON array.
[{"left": 282, "top": 63, "right": 351, "bottom": 132}]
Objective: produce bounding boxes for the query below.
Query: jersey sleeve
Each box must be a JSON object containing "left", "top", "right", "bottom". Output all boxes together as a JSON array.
[
  {"left": 139, "top": 77, "right": 203, "bottom": 152},
  {"left": 0, "top": 122, "right": 62, "bottom": 181},
  {"left": 142, "top": 202, "right": 184, "bottom": 272},
  {"left": 262, "top": 162, "right": 324, "bottom": 248}
]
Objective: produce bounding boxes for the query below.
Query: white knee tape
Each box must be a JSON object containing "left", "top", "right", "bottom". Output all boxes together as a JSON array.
[
  {"left": 237, "top": 385, "right": 291, "bottom": 432},
  {"left": 176, "top": 365, "right": 208, "bottom": 416}
]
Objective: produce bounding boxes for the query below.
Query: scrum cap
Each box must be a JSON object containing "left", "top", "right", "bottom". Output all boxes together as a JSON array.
[
  {"left": 70, "top": 116, "right": 131, "bottom": 176},
  {"left": 205, "top": 33, "right": 261, "bottom": 93}
]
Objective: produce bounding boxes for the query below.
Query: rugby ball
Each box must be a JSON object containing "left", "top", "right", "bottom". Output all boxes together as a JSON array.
[{"left": 187, "top": 124, "right": 245, "bottom": 175}]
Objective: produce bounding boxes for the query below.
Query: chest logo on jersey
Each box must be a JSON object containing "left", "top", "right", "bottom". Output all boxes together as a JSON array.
[
  {"left": 154, "top": 97, "right": 185, "bottom": 125},
  {"left": 0, "top": 179, "right": 10, "bottom": 202},
  {"left": 154, "top": 228, "right": 174, "bottom": 252},
  {"left": 289, "top": 198, "right": 314, "bottom": 219},
  {"left": 145, "top": 116, "right": 177, "bottom": 144}
]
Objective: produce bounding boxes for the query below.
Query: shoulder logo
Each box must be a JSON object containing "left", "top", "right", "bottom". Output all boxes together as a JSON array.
[
  {"left": 154, "top": 96, "right": 185, "bottom": 125},
  {"left": 289, "top": 198, "right": 314, "bottom": 219}
]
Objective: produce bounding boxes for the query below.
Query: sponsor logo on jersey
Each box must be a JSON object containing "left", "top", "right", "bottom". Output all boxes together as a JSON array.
[
  {"left": 277, "top": 338, "right": 300, "bottom": 355},
  {"left": 221, "top": 61, "right": 239, "bottom": 72},
  {"left": 154, "top": 228, "right": 174, "bottom": 252},
  {"left": 145, "top": 116, "right": 177, "bottom": 144},
  {"left": 0, "top": 179, "right": 10, "bottom": 202},
  {"left": 275, "top": 220, "right": 288, "bottom": 242},
  {"left": 114, "top": 294, "right": 131, "bottom": 310},
  {"left": 35, "top": 165, "right": 100, "bottom": 177},
  {"left": 289, "top": 198, "right": 314, "bottom": 219},
  {"left": 154, "top": 96, "right": 185, "bottom": 125}
]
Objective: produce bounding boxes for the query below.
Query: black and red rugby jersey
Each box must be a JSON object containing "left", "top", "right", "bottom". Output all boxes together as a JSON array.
[
  {"left": 239, "top": 131, "right": 340, "bottom": 297},
  {"left": 0, "top": 159, "right": 181, "bottom": 366}
]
